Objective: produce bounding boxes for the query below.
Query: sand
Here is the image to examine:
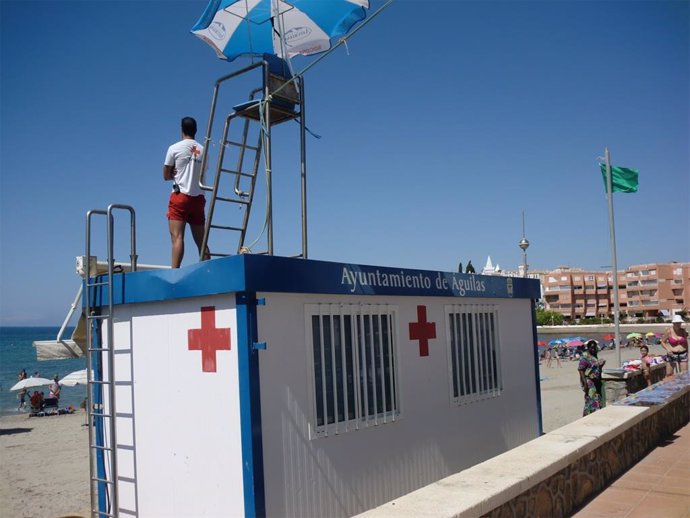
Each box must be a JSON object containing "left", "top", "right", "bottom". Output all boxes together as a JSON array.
[
  {"left": 0, "top": 411, "right": 90, "bottom": 518},
  {"left": 0, "top": 343, "right": 672, "bottom": 518},
  {"left": 539, "top": 342, "right": 670, "bottom": 433}
]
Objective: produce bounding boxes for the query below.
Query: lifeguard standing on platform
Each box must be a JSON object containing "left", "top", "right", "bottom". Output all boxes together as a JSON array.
[{"left": 164, "top": 116, "right": 209, "bottom": 268}]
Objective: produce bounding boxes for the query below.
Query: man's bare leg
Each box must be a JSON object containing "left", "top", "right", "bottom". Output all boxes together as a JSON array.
[
  {"left": 169, "top": 219, "right": 186, "bottom": 268},
  {"left": 191, "top": 224, "right": 210, "bottom": 261}
]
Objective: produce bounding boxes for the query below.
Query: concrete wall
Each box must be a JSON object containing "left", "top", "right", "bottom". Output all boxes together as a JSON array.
[{"left": 358, "top": 377, "right": 690, "bottom": 518}]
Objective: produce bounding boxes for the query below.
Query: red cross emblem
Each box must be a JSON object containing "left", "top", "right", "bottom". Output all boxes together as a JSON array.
[
  {"left": 191, "top": 145, "right": 200, "bottom": 158},
  {"left": 409, "top": 305, "right": 436, "bottom": 357},
  {"left": 188, "top": 306, "right": 231, "bottom": 372}
]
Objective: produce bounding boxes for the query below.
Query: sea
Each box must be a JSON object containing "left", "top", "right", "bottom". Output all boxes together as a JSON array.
[{"left": 0, "top": 327, "right": 87, "bottom": 417}]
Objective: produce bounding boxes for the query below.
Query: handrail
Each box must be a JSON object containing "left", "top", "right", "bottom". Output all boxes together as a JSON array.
[{"left": 200, "top": 61, "right": 267, "bottom": 190}]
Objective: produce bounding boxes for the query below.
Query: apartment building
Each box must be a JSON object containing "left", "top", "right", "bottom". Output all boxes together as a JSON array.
[
  {"left": 540, "top": 262, "right": 689, "bottom": 320},
  {"left": 625, "top": 263, "right": 690, "bottom": 317}
]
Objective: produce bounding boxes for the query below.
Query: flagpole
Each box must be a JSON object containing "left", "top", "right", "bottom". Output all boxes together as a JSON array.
[{"left": 605, "top": 147, "right": 622, "bottom": 367}]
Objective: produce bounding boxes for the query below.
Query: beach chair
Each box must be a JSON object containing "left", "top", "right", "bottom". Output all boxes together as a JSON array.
[{"left": 43, "top": 397, "right": 59, "bottom": 414}]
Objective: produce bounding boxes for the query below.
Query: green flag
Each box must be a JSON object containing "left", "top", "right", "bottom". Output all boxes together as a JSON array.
[{"left": 600, "top": 164, "right": 639, "bottom": 193}]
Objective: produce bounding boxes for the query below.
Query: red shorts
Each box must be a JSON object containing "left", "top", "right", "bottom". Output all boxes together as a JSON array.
[{"left": 167, "top": 193, "right": 206, "bottom": 225}]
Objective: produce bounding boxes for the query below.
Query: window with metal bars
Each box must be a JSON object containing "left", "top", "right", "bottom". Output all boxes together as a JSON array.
[
  {"left": 446, "top": 304, "right": 502, "bottom": 404},
  {"left": 307, "top": 304, "right": 399, "bottom": 436}
]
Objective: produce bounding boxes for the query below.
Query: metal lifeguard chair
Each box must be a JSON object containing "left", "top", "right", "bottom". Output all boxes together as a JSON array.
[{"left": 198, "top": 59, "right": 307, "bottom": 259}]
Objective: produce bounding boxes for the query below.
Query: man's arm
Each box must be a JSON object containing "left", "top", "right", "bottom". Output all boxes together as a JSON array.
[{"left": 163, "top": 165, "right": 175, "bottom": 181}]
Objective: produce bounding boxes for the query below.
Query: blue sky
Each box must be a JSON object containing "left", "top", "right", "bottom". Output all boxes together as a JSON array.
[{"left": 1, "top": 0, "right": 688, "bottom": 326}]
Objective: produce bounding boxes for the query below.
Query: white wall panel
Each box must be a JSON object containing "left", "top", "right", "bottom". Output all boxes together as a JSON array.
[
  {"left": 111, "top": 296, "right": 244, "bottom": 518},
  {"left": 257, "top": 293, "right": 538, "bottom": 518}
]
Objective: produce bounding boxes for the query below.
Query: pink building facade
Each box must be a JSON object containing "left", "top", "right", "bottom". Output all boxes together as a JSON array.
[{"left": 541, "top": 262, "right": 689, "bottom": 320}]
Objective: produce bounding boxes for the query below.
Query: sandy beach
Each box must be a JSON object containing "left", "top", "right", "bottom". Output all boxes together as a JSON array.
[
  {"left": 0, "top": 343, "right": 672, "bottom": 518},
  {"left": 0, "top": 411, "right": 90, "bottom": 518}
]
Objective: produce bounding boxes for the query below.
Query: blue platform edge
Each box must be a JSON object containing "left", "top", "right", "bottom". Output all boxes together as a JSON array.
[{"left": 94, "top": 254, "right": 541, "bottom": 306}]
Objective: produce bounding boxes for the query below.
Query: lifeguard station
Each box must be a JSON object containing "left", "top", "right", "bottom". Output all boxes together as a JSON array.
[
  {"left": 198, "top": 56, "right": 308, "bottom": 259},
  {"left": 80, "top": 58, "right": 310, "bottom": 517},
  {"left": 47, "top": 3, "right": 544, "bottom": 518}
]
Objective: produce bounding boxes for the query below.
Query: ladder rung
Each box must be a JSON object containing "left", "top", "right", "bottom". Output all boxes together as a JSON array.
[
  {"left": 118, "top": 476, "right": 136, "bottom": 484},
  {"left": 116, "top": 444, "right": 135, "bottom": 451},
  {"left": 210, "top": 224, "right": 244, "bottom": 231},
  {"left": 88, "top": 315, "right": 109, "bottom": 321},
  {"left": 90, "top": 412, "right": 113, "bottom": 419},
  {"left": 216, "top": 196, "right": 250, "bottom": 206},
  {"left": 114, "top": 381, "right": 132, "bottom": 386},
  {"left": 93, "top": 477, "right": 115, "bottom": 485},
  {"left": 92, "top": 509, "right": 115, "bottom": 518},
  {"left": 220, "top": 167, "right": 256, "bottom": 178},
  {"left": 223, "top": 140, "right": 260, "bottom": 151},
  {"left": 115, "top": 412, "right": 134, "bottom": 419},
  {"left": 119, "top": 507, "right": 137, "bottom": 516},
  {"left": 87, "top": 281, "right": 109, "bottom": 288},
  {"left": 88, "top": 347, "right": 111, "bottom": 353},
  {"left": 90, "top": 380, "right": 113, "bottom": 385},
  {"left": 114, "top": 349, "right": 133, "bottom": 355},
  {"left": 209, "top": 252, "right": 231, "bottom": 257},
  {"left": 92, "top": 444, "right": 114, "bottom": 452}
]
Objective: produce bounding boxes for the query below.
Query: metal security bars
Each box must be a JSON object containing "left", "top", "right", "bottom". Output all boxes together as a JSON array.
[
  {"left": 306, "top": 304, "right": 399, "bottom": 437},
  {"left": 446, "top": 304, "right": 502, "bottom": 405}
]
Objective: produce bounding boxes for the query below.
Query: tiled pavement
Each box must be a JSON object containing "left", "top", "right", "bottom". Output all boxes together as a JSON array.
[{"left": 573, "top": 421, "right": 690, "bottom": 518}]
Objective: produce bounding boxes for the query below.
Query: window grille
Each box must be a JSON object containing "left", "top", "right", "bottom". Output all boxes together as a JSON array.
[
  {"left": 306, "top": 303, "right": 399, "bottom": 437},
  {"left": 445, "top": 304, "right": 502, "bottom": 405}
]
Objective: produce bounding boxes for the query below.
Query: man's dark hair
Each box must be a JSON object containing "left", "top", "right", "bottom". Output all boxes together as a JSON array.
[{"left": 181, "top": 117, "right": 197, "bottom": 138}]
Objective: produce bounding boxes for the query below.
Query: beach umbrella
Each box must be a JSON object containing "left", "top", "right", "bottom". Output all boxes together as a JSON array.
[
  {"left": 566, "top": 339, "right": 584, "bottom": 348},
  {"left": 10, "top": 377, "right": 53, "bottom": 392},
  {"left": 566, "top": 336, "right": 588, "bottom": 342},
  {"left": 59, "top": 369, "right": 89, "bottom": 387},
  {"left": 537, "top": 340, "right": 547, "bottom": 347},
  {"left": 626, "top": 332, "right": 643, "bottom": 340},
  {"left": 548, "top": 339, "right": 566, "bottom": 346},
  {"left": 645, "top": 332, "right": 656, "bottom": 337},
  {"left": 603, "top": 334, "right": 615, "bottom": 341},
  {"left": 192, "top": 0, "right": 370, "bottom": 63}
]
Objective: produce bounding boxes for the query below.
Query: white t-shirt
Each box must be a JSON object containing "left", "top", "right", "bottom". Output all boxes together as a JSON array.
[{"left": 164, "top": 139, "right": 205, "bottom": 196}]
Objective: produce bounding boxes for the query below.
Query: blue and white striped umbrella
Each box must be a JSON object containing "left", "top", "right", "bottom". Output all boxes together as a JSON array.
[{"left": 192, "top": 0, "right": 369, "bottom": 63}]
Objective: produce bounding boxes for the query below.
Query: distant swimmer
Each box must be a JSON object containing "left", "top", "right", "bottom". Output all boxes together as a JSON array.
[{"left": 163, "top": 117, "right": 210, "bottom": 268}]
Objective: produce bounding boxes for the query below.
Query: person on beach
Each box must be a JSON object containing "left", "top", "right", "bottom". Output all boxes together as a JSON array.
[
  {"left": 578, "top": 339, "right": 606, "bottom": 416},
  {"left": 660, "top": 314, "right": 688, "bottom": 376},
  {"left": 49, "top": 375, "right": 61, "bottom": 401},
  {"left": 639, "top": 345, "right": 653, "bottom": 387},
  {"left": 17, "top": 369, "right": 28, "bottom": 411},
  {"left": 164, "top": 116, "right": 210, "bottom": 268},
  {"left": 546, "top": 347, "right": 562, "bottom": 368},
  {"left": 30, "top": 391, "right": 44, "bottom": 412}
]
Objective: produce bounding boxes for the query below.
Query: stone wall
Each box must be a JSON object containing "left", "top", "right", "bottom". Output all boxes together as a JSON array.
[
  {"left": 483, "top": 389, "right": 690, "bottom": 518},
  {"left": 603, "top": 364, "right": 666, "bottom": 404}
]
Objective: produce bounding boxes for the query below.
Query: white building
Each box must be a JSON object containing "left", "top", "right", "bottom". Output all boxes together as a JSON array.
[{"left": 89, "top": 255, "right": 542, "bottom": 517}]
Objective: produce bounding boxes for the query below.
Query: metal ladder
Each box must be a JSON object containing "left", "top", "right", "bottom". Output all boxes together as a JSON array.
[
  {"left": 85, "top": 204, "right": 139, "bottom": 517},
  {"left": 199, "top": 61, "right": 307, "bottom": 259}
]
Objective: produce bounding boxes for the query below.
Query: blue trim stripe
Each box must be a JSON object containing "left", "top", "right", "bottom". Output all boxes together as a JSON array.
[
  {"left": 235, "top": 292, "right": 266, "bottom": 518},
  {"left": 91, "top": 317, "right": 107, "bottom": 514},
  {"left": 92, "top": 255, "right": 541, "bottom": 308}
]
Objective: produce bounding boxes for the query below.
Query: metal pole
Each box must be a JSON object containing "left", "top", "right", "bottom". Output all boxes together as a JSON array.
[
  {"left": 605, "top": 148, "right": 622, "bottom": 367},
  {"left": 264, "top": 64, "right": 273, "bottom": 255},
  {"left": 106, "top": 206, "right": 119, "bottom": 516},
  {"left": 299, "top": 76, "right": 308, "bottom": 258}
]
